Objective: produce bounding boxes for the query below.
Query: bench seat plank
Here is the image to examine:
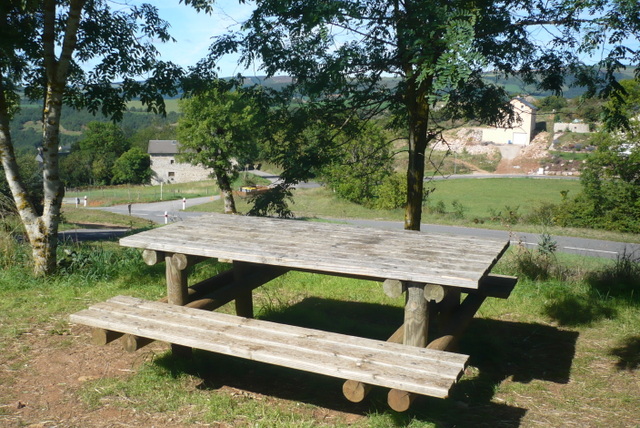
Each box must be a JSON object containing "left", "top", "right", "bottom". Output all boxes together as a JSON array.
[{"left": 70, "top": 296, "right": 468, "bottom": 398}]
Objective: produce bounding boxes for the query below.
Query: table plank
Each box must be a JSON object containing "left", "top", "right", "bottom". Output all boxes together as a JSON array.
[{"left": 120, "top": 214, "right": 509, "bottom": 289}]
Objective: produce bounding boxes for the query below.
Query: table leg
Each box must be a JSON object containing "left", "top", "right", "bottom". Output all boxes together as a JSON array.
[
  {"left": 403, "top": 282, "right": 430, "bottom": 347},
  {"left": 166, "top": 253, "right": 191, "bottom": 357},
  {"left": 233, "top": 261, "right": 254, "bottom": 318},
  {"left": 166, "top": 253, "right": 188, "bottom": 306}
]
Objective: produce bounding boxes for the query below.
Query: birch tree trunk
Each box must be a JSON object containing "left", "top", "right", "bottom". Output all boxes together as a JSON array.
[{"left": 0, "top": 0, "right": 85, "bottom": 276}]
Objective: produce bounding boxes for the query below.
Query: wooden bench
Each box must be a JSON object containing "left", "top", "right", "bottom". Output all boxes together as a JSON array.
[{"left": 70, "top": 295, "right": 469, "bottom": 399}]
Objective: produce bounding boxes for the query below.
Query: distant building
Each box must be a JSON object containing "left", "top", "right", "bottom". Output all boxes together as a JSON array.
[
  {"left": 147, "top": 140, "right": 212, "bottom": 185},
  {"left": 481, "top": 98, "right": 538, "bottom": 145},
  {"left": 553, "top": 121, "right": 591, "bottom": 133}
]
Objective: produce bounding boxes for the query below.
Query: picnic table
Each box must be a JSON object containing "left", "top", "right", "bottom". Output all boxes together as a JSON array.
[{"left": 70, "top": 213, "right": 516, "bottom": 411}]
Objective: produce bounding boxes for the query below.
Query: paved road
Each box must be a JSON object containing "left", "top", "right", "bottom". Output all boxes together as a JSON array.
[
  {"left": 62, "top": 195, "right": 638, "bottom": 260},
  {"left": 63, "top": 172, "right": 637, "bottom": 259}
]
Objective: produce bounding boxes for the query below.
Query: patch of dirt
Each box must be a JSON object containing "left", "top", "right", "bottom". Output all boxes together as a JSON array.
[
  {"left": 1, "top": 323, "right": 365, "bottom": 427},
  {"left": 0, "top": 325, "right": 188, "bottom": 428},
  {"left": 495, "top": 132, "right": 551, "bottom": 174}
]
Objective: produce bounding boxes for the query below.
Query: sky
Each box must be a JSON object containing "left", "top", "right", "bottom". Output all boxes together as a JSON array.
[
  {"left": 128, "top": 1, "right": 638, "bottom": 78},
  {"left": 132, "top": 0, "right": 256, "bottom": 77}
]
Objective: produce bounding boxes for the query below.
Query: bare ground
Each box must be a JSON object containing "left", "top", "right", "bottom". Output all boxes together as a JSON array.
[
  {"left": 0, "top": 324, "right": 363, "bottom": 427},
  {"left": 1, "top": 316, "right": 638, "bottom": 427}
]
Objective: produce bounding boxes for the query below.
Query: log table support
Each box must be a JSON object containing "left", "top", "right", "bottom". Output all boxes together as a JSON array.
[
  {"left": 388, "top": 293, "right": 488, "bottom": 412},
  {"left": 166, "top": 253, "right": 189, "bottom": 306},
  {"left": 125, "top": 250, "right": 201, "bottom": 356},
  {"left": 166, "top": 252, "right": 192, "bottom": 357},
  {"left": 403, "top": 282, "right": 430, "bottom": 347},
  {"left": 233, "top": 261, "right": 254, "bottom": 318}
]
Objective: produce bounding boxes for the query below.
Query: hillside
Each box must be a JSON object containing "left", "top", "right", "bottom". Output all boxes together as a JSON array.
[{"left": 10, "top": 67, "right": 635, "bottom": 153}]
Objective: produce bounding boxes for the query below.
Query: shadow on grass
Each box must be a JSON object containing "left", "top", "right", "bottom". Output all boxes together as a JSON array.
[
  {"left": 541, "top": 253, "right": 640, "bottom": 327},
  {"left": 154, "top": 297, "right": 579, "bottom": 427},
  {"left": 608, "top": 335, "right": 640, "bottom": 371},
  {"left": 543, "top": 295, "right": 617, "bottom": 326}
]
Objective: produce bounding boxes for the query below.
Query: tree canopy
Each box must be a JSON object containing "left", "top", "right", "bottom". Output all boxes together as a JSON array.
[
  {"left": 177, "top": 85, "right": 261, "bottom": 214},
  {"left": 0, "top": 0, "right": 211, "bottom": 275},
  {"left": 206, "top": 0, "right": 640, "bottom": 229}
]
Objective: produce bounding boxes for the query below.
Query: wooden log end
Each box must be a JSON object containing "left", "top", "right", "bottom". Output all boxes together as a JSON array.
[
  {"left": 142, "top": 249, "right": 164, "bottom": 266},
  {"left": 342, "top": 380, "right": 372, "bottom": 403},
  {"left": 424, "top": 283, "right": 446, "bottom": 303},
  {"left": 91, "top": 328, "right": 123, "bottom": 345},
  {"left": 123, "top": 334, "right": 154, "bottom": 353},
  {"left": 383, "top": 279, "right": 405, "bottom": 298},
  {"left": 171, "top": 254, "right": 208, "bottom": 271},
  {"left": 388, "top": 389, "right": 416, "bottom": 412}
]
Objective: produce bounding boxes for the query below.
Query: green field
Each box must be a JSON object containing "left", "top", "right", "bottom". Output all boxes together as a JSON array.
[
  {"left": 126, "top": 98, "right": 181, "bottom": 113},
  {"left": 424, "top": 177, "right": 581, "bottom": 219}
]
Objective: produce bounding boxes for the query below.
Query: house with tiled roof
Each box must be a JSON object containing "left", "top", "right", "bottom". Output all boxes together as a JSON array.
[{"left": 147, "top": 140, "right": 212, "bottom": 184}]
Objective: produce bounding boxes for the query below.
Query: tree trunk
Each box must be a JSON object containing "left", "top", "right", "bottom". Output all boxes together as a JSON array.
[
  {"left": 214, "top": 167, "right": 237, "bottom": 214},
  {"left": 403, "top": 76, "right": 433, "bottom": 231},
  {"left": 0, "top": 0, "right": 85, "bottom": 276},
  {"left": 396, "top": 1, "right": 435, "bottom": 232}
]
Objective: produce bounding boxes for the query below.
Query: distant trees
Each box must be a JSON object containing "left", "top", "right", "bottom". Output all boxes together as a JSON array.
[
  {"left": 555, "top": 80, "right": 640, "bottom": 233},
  {"left": 59, "top": 121, "right": 153, "bottom": 187},
  {"left": 537, "top": 96, "right": 568, "bottom": 112},
  {"left": 111, "top": 147, "right": 152, "bottom": 185}
]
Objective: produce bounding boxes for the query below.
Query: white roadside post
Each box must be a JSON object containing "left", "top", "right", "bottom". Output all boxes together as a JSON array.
[
  {"left": 164, "top": 211, "right": 168, "bottom": 224},
  {"left": 182, "top": 197, "right": 186, "bottom": 211}
]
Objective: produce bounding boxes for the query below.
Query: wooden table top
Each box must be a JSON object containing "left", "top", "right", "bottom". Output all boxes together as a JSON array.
[{"left": 119, "top": 214, "right": 510, "bottom": 289}]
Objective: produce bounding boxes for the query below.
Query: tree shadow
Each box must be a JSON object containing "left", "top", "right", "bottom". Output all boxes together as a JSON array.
[
  {"left": 608, "top": 335, "right": 640, "bottom": 371},
  {"left": 542, "top": 294, "right": 617, "bottom": 327},
  {"left": 154, "top": 297, "right": 579, "bottom": 427}
]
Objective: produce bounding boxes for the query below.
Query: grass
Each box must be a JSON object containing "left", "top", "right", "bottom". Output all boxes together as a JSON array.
[
  {"left": 126, "top": 98, "right": 181, "bottom": 113},
  {"left": 66, "top": 173, "right": 270, "bottom": 207},
  {"left": 187, "top": 178, "right": 639, "bottom": 243},
  {"left": 1, "top": 235, "right": 638, "bottom": 426},
  {"left": 423, "top": 177, "right": 580, "bottom": 220},
  {"left": 60, "top": 206, "right": 155, "bottom": 230}
]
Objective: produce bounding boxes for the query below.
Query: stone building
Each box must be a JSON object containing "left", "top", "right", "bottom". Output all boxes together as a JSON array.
[
  {"left": 553, "top": 122, "right": 591, "bottom": 133},
  {"left": 481, "top": 97, "right": 538, "bottom": 145},
  {"left": 148, "top": 140, "right": 212, "bottom": 185}
]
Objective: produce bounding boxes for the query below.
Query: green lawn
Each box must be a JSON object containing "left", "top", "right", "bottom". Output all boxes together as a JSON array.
[
  {"left": 0, "top": 238, "right": 638, "bottom": 427},
  {"left": 424, "top": 177, "right": 581, "bottom": 219}
]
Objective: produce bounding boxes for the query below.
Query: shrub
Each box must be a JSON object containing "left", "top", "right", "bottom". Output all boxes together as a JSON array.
[
  {"left": 451, "top": 199, "right": 467, "bottom": 219},
  {"left": 372, "top": 173, "right": 407, "bottom": 210},
  {"left": 586, "top": 251, "right": 640, "bottom": 301}
]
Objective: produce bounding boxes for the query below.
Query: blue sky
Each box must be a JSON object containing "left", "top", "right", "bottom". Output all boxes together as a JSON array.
[
  {"left": 133, "top": 1, "right": 638, "bottom": 78},
  {"left": 136, "top": 0, "right": 255, "bottom": 76}
]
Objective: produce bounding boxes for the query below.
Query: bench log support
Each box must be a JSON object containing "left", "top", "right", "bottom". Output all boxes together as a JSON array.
[
  {"left": 345, "top": 274, "right": 517, "bottom": 408},
  {"left": 387, "top": 293, "right": 490, "bottom": 412},
  {"left": 342, "top": 324, "right": 404, "bottom": 403}
]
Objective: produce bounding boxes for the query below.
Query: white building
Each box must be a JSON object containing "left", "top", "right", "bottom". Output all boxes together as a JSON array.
[{"left": 481, "top": 98, "right": 538, "bottom": 145}]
